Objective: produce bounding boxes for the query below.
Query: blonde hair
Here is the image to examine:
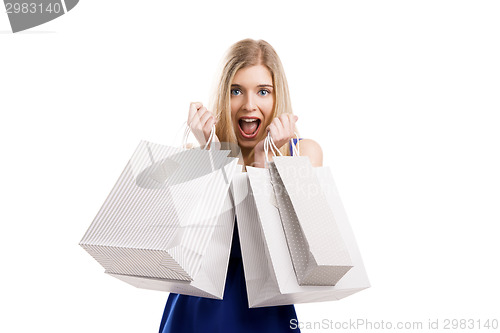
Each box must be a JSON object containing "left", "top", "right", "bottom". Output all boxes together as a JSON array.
[{"left": 211, "top": 39, "right": 298, "bottom": 159}]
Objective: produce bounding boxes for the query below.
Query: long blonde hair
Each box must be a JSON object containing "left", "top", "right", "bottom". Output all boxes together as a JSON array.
[{"left": 211, "top": 39, "right": 298, "bottom": 159}]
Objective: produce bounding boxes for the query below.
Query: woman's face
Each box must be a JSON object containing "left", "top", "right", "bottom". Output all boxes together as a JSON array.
[{"left": 230, "top": 65, "right": 275, "bottom": 150}]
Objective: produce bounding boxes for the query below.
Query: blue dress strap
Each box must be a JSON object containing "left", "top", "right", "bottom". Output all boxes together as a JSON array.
[{"left": 289, "top": 138, "right": 303, "bottom": 156}]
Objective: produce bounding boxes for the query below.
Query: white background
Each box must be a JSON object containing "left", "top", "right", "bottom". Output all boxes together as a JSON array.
[{"left": 1, "top": 1, "right": 499, "bottom": 332}]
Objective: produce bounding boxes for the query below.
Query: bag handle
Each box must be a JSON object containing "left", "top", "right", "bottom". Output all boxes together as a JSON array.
[
  {"left": 290, "top": 132, "right": 300, "bottom": 157},
  {"left": 263, "top": 132, "right": 282, "bottom": 168},
  {"left": 263, "top": 131, "right": 301, "bottom": 166},
  {"left": 175, "top": 121, "right": 217, "bottom": 150}
]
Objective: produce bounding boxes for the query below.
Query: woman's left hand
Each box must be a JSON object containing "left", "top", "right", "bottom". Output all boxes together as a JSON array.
[{"left": 253, "top": 114, "right": 298, "bottom": 164}]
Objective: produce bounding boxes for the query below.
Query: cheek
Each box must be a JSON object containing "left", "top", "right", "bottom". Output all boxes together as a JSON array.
[
  {"left": 262, "top": 99, "right": 275, "bottom": 117},
  {"left": 230, "top": 108, "right": 237, "bottom": 124},
  {"left": 230, "top": 98, "right": 239, "bottom": 116},
  {"left": 230, "top": 106, "right": 239, "bottom": 129}
]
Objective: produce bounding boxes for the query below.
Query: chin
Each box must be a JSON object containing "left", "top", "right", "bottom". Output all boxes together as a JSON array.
[{"left": 236, "top": 138, "right": 257, "bottom": 149}]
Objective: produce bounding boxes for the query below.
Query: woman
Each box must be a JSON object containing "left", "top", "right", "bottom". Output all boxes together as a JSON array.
[{"left": 159, "top": 39, "right": 323, "bottom": 333}]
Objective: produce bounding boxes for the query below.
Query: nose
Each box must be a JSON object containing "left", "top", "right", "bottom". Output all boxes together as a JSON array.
[{"left": 242, "top": 94, "right": 257, "bottom": 111}]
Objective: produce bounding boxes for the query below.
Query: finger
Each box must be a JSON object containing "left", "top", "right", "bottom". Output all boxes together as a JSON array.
[
  {"left": 199, "top": 110, "right": 212, "bottom": 127},
  {"left": 191, "top": 101, "right": 203, "bottom": 109},
  {"left": 291, "top": 114, "right": 299, "bottom": 132},
  {"left": 272, "top": 118, "right": 284, "bottom": 138},
  {"left": 191, "top": 106, "right": 209, "bottom": 127},
  {"left": 269, "top": 120, "right": 283, "bottom": 143},
  {"left": 196, "top": 106, "right": 208, "bottom": 118},
  {"left": 280, "top": 114, "right": 290, "bottom": 134},
  {"left": 286, "top": 114, "right": 298, "bottom": 133},
  {"left": 188, "top": 102, "right": 203, "bottom": 124},
  {"left": 267, "top": 122, "right": 277, "bottom": 139},
  {"left": 202, "top": 115, "right": 215, "bottom": 135},
  {"left": 283, "top": 114, "right": 299, "bottom": 135},
  {"left": 203, "top": 117, "right": 216, "bottom": 137},
  {"left": 191, "top": 109, "right": 209, "bottom": 137}
]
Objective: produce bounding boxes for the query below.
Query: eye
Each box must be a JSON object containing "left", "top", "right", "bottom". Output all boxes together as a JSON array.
[
  {"left": 231, "top": 89, "right": 242, "bottom": 96},
  {"left": 258, "top": 89, "right": 270, "bottom": 96}
]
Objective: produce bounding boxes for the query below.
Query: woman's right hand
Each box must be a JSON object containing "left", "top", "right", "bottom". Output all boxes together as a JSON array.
[{"left": 187, "top": 102, "right": 219, "bottom": 147}]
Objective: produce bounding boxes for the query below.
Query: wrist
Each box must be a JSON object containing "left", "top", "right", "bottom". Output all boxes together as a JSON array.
[{"left": 252, "top": 145, "right": 273, "bottom": 169}]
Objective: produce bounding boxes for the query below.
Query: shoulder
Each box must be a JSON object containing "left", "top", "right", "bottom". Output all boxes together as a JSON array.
[{"left": 297, "top": 138, "right": 323, "bottom": 167}]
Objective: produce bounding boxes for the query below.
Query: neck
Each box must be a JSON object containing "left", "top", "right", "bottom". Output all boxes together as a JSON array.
[{"left": 239, "top": 146, "right": 255, "bottom": 168}]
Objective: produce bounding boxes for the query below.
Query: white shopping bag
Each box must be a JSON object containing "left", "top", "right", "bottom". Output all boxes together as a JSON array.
[
  {"left": 263, "top": 135, "right": 352, "bottom": 286},
  {"left": 80, "top": 126, "right": 240, "bottom": 298},
  {"left": 269, "top": 156, "right": 353, "bottom": 286},
  {"left": 107, "top": 189, "right": 236, "bottom": 299},
  {"left": 233, "top": 164, "right": 369, "bottom": 307}
]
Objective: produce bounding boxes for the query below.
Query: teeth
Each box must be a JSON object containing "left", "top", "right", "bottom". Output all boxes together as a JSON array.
[{"left": 241, "top": 118, "right": 258, "bottom": 122}]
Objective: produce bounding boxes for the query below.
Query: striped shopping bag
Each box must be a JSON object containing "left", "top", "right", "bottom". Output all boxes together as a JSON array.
[{"left": 80, "top": 139, "right": 240, "bottom": 298}]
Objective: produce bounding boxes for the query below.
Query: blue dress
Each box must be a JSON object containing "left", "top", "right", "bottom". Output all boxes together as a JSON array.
[{"left": 159, "top": 139, "right": 302, "bottom": 333}]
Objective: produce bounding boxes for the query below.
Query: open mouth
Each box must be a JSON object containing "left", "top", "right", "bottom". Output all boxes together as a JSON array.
[{"left": 238, "top": 117, "right": 261, "bottom": 139}]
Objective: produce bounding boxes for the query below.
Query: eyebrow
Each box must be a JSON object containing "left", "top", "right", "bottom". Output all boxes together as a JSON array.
[{"left": 231, "top": 84, "right": 274, "bottom": 88}]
